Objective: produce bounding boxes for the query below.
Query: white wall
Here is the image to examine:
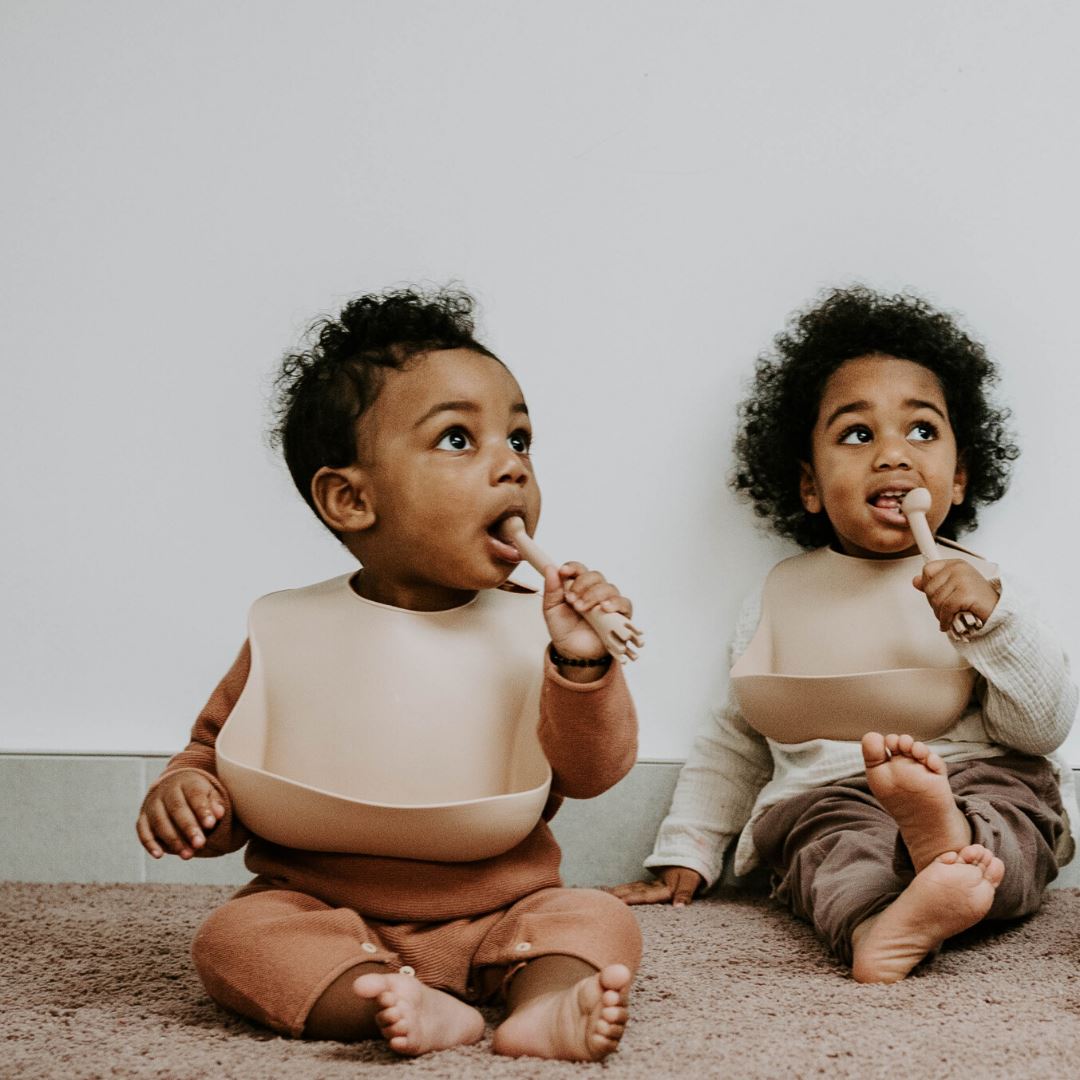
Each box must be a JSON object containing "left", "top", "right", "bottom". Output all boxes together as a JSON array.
[{"left": 3, "top": 0, "right": 1078, "bottom": 761}]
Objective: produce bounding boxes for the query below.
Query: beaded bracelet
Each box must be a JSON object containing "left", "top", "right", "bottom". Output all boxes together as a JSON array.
[{"left": 549, "top": 643, "right": 612, "bottom": 668}]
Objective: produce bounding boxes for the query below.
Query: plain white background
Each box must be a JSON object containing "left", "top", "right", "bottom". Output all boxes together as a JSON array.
[{"left": 2, "top": 1, "right": 1078, "bottom": 761}]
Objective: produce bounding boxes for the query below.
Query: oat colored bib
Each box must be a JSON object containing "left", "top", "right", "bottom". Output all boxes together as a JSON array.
[
  {"left": 216, "top": 576, "right": 552, "bottom": 860},
  {"left": 730, "top": 542, "right": 997, "bottom": 744}
]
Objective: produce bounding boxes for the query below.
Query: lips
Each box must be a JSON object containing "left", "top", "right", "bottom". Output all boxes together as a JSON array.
[
  {"left": 485, "top": 507, "right": 527, "bottom": 563},
  {"left": 867, "top": 484, "right": 916, "bottom": 510}
]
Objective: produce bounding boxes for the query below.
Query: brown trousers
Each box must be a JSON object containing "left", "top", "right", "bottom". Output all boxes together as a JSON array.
[
  {"left": 192, "top": 881, "right": 642, "bottom": 1037},
  {"left": 752, "top": 753, "right": 1066, "bottom": 967}
]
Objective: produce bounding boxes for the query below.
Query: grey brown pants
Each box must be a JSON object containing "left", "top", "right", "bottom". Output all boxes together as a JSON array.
[{"left": 752, "top": 753, "right": 1066, "bottom": 966}]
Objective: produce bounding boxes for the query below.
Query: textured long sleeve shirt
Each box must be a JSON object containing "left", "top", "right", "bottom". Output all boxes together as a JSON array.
[{"left": 645, "top": 570, "right": 1079, "bottom": 888}]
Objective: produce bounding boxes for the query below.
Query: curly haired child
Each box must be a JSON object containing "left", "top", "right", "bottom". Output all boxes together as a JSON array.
[
  {"left": 615, "top": 286, "right": 1077, "bottom": 983},
  {"left": 137, "top": 287, "right": 640, "bottom": 1057}
]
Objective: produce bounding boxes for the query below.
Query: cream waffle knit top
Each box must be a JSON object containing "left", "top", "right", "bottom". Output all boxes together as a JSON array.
[{"left": 646, "top": 547, "right": 1078, "bottom": 885}]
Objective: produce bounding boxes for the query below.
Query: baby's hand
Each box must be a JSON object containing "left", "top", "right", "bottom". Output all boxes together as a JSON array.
[
  {"left": 609, "top": 867, "right": 703, "bottom": 908},
  {"left": 136, "top": 769, "right": 226, "bottom": 859},
  {"left": 542, "top": 562, "right": 632, "bottom": 664},
  {"left": 913, "top": 559, "right": 999, "bottom": 634}
]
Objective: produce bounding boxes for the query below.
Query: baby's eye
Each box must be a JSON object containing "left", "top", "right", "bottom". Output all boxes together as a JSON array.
[
  {"left": 839, "top": 425, "right": 872, "bottom": 445},
  {"left": 435, "top": 427, "right": 473, "bottom": 451},
  {"left": 907, "top": 421, "right": 938, "bottom": 442},
  {"left": 508, "top": 430, "right": 531, "bottom": 454}
]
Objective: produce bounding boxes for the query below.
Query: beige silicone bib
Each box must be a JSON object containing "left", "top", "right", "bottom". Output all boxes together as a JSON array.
[
  {"left": 731, "top": 542, "right": 996, "bottom": 744},
  {"left": 216, "top": 576, "right": 552, "bottom": 860}
]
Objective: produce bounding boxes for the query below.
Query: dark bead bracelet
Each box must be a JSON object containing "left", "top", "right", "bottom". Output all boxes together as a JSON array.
[{"left": 549, "top": 643, "right": 612, "bottom": 668}]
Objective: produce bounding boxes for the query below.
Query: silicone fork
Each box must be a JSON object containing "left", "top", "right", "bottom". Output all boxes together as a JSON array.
[
  {"left": 900, "top": 488, "right": 982, "bottom": 636},
  {"left": 500, "top": 516, "right": 644, "bottom": 662}
]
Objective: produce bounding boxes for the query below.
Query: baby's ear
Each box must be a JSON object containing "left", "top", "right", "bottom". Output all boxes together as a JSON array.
[
  {"left": 311, "top": 465, "right": 376, "bottom": 534},
  {"left": 799, "top": 462, "right": 822, "bottom": 513},
  {"left": 951, "top": 454, "right": 968, "bottom": 506}
]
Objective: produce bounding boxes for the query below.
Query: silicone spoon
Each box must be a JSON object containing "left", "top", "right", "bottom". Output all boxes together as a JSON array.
[
  {"left": 900, "top": 488, "right": 982, "bottom": 636},
  {"left": 499, "top": 516, "right": 644, "bottom": 662}
]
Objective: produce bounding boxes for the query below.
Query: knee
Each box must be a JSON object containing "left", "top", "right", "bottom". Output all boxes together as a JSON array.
[{"left": 574, "top": 889, "right": 644, "bottom": 971}]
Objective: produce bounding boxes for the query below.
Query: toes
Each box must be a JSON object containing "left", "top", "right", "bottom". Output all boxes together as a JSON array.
[
  {"left": 377, "top": 1004, "right": 404, "bottom": 1026},
  {"left": 353, "top": 974, "right": 389, "bottom": 1000},
  {"left": 896, "top": 734, "right": 914, "bottom": 754},
  {"left": 862, "top": 731, "right": 887, "bottom": 766},
  {"left": 884, "top": 733, "right": 902, "bottom": 754},
  {"left": 598, "top": 964, "right": 632, "bottom": 995},
  {"left": 382, "top": 1017, "right": 410, "bottom": 1038}
]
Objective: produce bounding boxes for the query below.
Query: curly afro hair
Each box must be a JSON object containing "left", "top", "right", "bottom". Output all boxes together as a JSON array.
[
  {"left": 271, "top": 286, "right": 498, "bottom": 530},
  {"left": 733, "top": 286, "right": 1019, "bottom": 549}
]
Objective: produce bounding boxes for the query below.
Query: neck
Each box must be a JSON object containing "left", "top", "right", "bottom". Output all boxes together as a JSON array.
[{"left": 350, "top": 569, "right": 478, "bottom": 611}]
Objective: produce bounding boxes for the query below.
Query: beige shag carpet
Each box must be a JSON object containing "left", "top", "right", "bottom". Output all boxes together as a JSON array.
[{"left": 5, "top": 882, "right": 1080, "bottom": 1079}]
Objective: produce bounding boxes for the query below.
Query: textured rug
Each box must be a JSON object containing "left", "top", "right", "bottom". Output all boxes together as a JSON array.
[{"left": 5, "top": 882, "right": 1080, "bottom": 1079}]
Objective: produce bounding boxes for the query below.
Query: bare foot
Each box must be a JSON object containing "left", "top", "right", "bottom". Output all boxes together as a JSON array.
[
  {"left": 353, "top": 973, "right": 484, "bottom": 1056},
  {"left": 491, "top": 964, "right": 631, "bottom": 1061},
  {"left": 862, "top": 732, "right": 972, "bottom": 871},
  {"left": 851, "top": 844, "right": 1004, "bottom": 984}
]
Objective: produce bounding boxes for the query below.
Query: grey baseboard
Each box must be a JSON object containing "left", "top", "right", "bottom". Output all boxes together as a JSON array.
[{"left": 2, "top": 754, "right": 1077, "bottom": 890}]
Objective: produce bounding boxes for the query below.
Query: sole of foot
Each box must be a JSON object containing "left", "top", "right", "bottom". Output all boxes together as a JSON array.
[
  {"left": 862, "top": 731, "right": 971, "bottom": 871},
  {"left": 353, "top": 972, "right": 485, "bottom": 1056},
  {"left": 491, "top": 964, "right": 632, "bottom": 1061},
  {"left": 851, "top": 844, "right": 1004, "bottom": 984}
]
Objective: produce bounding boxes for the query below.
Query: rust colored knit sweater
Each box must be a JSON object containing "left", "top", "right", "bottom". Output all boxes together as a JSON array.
[{"left": 154, "top": 641, "right": 637, "bottom": 922}]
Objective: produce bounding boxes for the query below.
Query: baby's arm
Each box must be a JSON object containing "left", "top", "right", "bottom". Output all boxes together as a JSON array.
[
  {"left": 948, "top": 575, "right": 1078, "bottom": 755},
  {"left": 135, "top": 642, "right": 253, "bottom": 859},
  {"left": 535, "top": 563, "right": 637, "bottom": 795}
]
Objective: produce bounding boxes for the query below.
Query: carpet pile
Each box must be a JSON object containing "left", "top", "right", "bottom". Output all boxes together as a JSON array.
[{"left": 5, "top": 882, "right": 1080, "bottom": 1078}]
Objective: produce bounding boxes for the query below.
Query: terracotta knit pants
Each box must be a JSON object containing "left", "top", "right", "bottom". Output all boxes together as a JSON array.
[
  {"left": 752, "top": 752, "right": 1067, "bottom": 967},
  {"left": 192, "top": 881, "right": 642, "bottom": 1037}
]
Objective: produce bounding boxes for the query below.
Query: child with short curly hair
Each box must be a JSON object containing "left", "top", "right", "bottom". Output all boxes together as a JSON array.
[
  {"left": 137, "top": 287, "right": 640, "bottom": 1057},
  {"left": 615, "top": 286, "right": 1077, "bottom": 983}
]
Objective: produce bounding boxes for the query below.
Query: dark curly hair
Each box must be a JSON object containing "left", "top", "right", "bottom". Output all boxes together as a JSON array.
[
  {"left": 270, "top": 286, "right": 498, "bottom": 529},
  {"left": 733, "top": 286, "right": 1019, "bottom": 549}
]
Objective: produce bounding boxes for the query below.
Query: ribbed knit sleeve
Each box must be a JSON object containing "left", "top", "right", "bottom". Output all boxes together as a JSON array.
[
  {"left": 952, "top": 576, "right": 1078, "bottom": 756},
  {"left": 147, "top": 642, "right": 253, "bottom": 855},
  {"left": 538, "top": 653, "right": 638, "bottom": 799},
  {"left": 643, "top": 591, "right": 773, "bottom": 889}
]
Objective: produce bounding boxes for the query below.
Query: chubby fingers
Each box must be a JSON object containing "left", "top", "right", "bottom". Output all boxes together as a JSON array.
[
  {"left": 135, "top": 808, "right": 166, "bottom": 859},
  {"left": 608, "top": 878, "right": 674, "bottom": 906},
  {"left": 138, "top": 793, "right": 197, "bottom": 859},
  {"left": 138, "top": 775, "right": 225, "bottom": 859},
  {"left": 559, "top": 564, "right": 633, "bottom": 618},
  {"left": 914, "top": 559, "right": 997, "bottom": 632},
  {"left": 665, "top": 867, "right": 702, "bottom": 908}
]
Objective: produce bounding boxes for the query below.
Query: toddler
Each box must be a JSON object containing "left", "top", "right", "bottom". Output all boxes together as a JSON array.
[
  {"left": 615, "top": 286, "right": 1077, "bottom": 983},
  {"left": 136, "top": 288, "right": 640, "bottom": 1057}
]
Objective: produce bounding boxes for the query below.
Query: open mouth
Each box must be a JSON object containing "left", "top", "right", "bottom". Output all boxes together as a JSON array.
[
  {"left": 485, "top": 510, "right": 526, "bottom": 562},
  {"left": 867, "top": 489, "right": 910, "bottom": 512}
]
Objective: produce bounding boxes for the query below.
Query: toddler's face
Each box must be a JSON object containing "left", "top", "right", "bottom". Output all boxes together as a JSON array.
[
  {"left": 353, "top": 348, "right": 541, "bottom": 606},
  {"left": 799, "top": 354, "right": 966, "bottom": 559}
]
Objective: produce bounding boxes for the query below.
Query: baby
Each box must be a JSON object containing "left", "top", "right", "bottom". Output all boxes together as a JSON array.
[
  {"left": 616, "top": 286, "right": 1077, "bottom": 982},
  {"left": 137, "top": 288, "right": 640, "bottom": 1057}
]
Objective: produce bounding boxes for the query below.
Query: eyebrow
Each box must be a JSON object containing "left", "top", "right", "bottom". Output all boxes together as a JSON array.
[
  {"left": 823, "top": 397, "right": 947, "bottom": 430},
  {"left": 414, "top": 400, "right": 529, "bottom": 428}
]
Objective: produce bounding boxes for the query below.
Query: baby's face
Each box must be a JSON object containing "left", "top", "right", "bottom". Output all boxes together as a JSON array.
[
  {"left": 353, "top": 348, "right": 541, "bottom": 608},
  {"left": 800, "top": 354, "right": 966, "bottom": 559}
]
